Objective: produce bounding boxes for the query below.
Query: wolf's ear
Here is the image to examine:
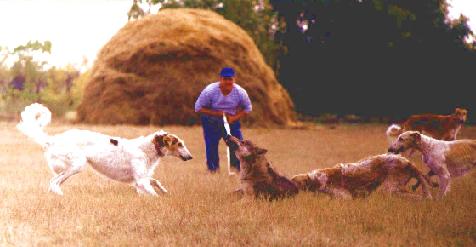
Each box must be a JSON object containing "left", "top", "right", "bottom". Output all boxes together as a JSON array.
[{"left": 256, "top": 147, "right": 268, "bottom": 155}]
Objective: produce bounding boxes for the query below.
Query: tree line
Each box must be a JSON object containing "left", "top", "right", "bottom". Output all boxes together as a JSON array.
[
  {"left": 2, "top": 0, "right": 474, "bottom": 123},
  {"left": 271, "top": 0, "right": 476, "bottom": 123}
]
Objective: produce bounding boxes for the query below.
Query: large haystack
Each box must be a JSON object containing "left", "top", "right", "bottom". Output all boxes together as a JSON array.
[{"left": 77, "top": 8, "right": 295, "bottom": 127}]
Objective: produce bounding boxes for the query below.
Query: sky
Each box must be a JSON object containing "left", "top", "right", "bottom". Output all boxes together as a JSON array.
[
  {"left": 0, "top": 0, "right": 132, "bottom": 70},
  {"left": 0, "top": 0, "right": 474, "bottom": 71}
]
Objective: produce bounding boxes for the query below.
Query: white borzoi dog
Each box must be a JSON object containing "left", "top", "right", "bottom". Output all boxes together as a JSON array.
[
  {"left": 388, "top": 131, "right": 475, "bottom": 197},
  {"left": 16, "top": 103, "right": 193, "bottom": 196}
]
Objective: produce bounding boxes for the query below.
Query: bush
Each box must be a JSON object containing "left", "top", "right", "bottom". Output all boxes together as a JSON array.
[
  {"left": 316, "top": 113, "right": 339, "bottom": 124},
  {"left": 0, "top": 69, "right": 88, "bottom": 119}
]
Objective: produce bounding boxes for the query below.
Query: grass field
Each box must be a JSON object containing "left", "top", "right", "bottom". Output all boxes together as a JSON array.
[{"left": 0, "top": 122, "right": 475, "bottom": 246}]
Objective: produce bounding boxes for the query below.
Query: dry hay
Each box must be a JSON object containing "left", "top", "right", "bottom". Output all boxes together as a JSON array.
[{"left": 77, "top": 8, "right": 296, "bottom": 127}]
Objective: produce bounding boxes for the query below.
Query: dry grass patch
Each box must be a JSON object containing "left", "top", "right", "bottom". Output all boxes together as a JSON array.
[{"left": 0, "top": 122, "right": 475, "bottom": 246}]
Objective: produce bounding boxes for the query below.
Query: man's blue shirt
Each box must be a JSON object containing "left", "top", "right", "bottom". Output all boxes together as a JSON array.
[{"left": 194, "top": 82, "right": 252, "bottom": 115}]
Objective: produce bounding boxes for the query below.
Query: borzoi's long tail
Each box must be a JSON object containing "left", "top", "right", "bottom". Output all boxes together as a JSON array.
[
  {"left": 386, "top": 124, "right": 403, "bottom": 143},
  {"left": 16, "top": 103, "right": 52, "bottom": 148}
]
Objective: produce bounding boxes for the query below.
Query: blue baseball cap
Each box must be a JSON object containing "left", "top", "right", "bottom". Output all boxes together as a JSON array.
[{"left": 220, "top": 67, "right": 235, "bottom": 77}]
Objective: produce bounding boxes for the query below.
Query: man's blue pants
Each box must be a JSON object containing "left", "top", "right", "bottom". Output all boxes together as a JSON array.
[{"left": 200, "top": 115, "right": 242, "bottom": 172}]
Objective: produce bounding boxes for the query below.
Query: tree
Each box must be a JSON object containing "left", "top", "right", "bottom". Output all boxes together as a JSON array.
[
  {"left": 1, "top": 41, "right": 52, "bottom": 110},
  {"left": 0, "top": 41, "right": 81, "bottom": 115},
  {"left": 271, "top": 0, "right": 476, "bottom": 122},
  {"left": 128, "top": 0, "right": 146, "bottom": 21}
]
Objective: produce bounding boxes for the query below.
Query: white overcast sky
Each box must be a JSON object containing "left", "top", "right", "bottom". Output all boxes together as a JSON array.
[{"left": 0, "top": 0, "right": 474, "bottom": 70}]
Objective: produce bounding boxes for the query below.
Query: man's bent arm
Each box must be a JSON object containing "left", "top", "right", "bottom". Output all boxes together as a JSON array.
[{"left": 199, "top": 107, "right": 224, "bottom": 117}]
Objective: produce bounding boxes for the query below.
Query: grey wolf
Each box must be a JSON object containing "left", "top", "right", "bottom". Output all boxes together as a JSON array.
[
  {"left": 291, "top": 153, "right": 432, "bottom": 199},
  {"left": 16, "top": 103, "right": 192, "bottom": 196},
  {"left": 224, "top": 135, "right": 298, "bottom": 200},
  {"left": 388, "top": 131, "right": 476, "bottom": 197}
]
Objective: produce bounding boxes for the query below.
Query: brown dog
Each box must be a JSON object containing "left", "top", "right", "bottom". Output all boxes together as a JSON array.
[
  {"left": 387, "top": 108, "right": 468, "bottom": 142},
  {"left": 224, "top": 135, "right": 298, "bottom": 200},
  {"left": 291, "top": 154, "right": 432, "bottom": 199}
]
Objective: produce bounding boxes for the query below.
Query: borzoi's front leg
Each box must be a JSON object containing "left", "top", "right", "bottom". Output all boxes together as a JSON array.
[
  {"left": 151, "top": 179, "right": 168, "bottom": 193},
  {"left": 135, "top": 178, "right": 158, "bottom": 196},
  {"left": 49, "top": 175, "right": 65, "bottom": 195},
  {"left": 437, "top": 171, "right": 451, "bottom": 198},
  {"left": 131, "top": 158, "right": 158, "bottom": 196}
]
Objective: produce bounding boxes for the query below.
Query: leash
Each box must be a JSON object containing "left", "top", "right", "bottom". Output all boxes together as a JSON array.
[{"left": 223, "top": 113, "right": 235, "bottom": 176}]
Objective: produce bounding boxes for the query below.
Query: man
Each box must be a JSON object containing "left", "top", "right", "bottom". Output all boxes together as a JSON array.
[{"left": 194, "top": 67, "right": 252, "bottom": 173}]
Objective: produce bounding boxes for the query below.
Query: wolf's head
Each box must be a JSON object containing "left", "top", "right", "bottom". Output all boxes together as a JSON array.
[{"left": 224, "top": 135, "right": 268, "bottom": 161}]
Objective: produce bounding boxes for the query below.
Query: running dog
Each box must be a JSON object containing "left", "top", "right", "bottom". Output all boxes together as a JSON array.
[
  {"left": 224, "top": 135, "right": 298, "bottom": 200},
  {"left": 388, "top": 131, "right": 476, "bottom": 197},
  {"left": 386, "top": 108, "right": 468, "bottom": 143},
  {"left": 291, "top": 153, "right": 432, "bottom": 199},
  {"left": 16, "top": 103, "right": 193, "bottom": 196}
]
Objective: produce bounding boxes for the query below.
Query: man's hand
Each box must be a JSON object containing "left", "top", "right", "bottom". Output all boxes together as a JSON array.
[
  {"left": 225, "top": 114, "right": 238, "bottom": 124},
  {"left": 226, "top": 110, "right": 247, "bottom": 124}
]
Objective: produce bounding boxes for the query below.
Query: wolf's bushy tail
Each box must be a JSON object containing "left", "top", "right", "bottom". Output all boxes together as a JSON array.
[{"left": 16, "top": 103, "right": 52, "bottom": 147}]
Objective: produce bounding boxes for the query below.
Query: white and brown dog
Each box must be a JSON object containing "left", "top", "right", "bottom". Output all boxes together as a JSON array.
[
  {"left": 291, "top": 153, "right": 432, "bottom": 199},
  {"left": 16, "top": 103, "right": 193, "bottom": 196},
  {"left": 388, "top": 131, "right": 476, "bottom": 197}
]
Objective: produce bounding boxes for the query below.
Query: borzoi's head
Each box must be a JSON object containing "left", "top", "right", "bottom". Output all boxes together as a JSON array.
[
  {"left": 291, "top": 173, "right": 317, "bottom": 191},
  {"left": 454, "top": 107, "right": 468, "bottom": 123},
  {"left": 388, "top": 131, "right": 421, "bottom": 154},
  {"left": 152, "top": 131, "right": 193, "bottom": 161}
]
